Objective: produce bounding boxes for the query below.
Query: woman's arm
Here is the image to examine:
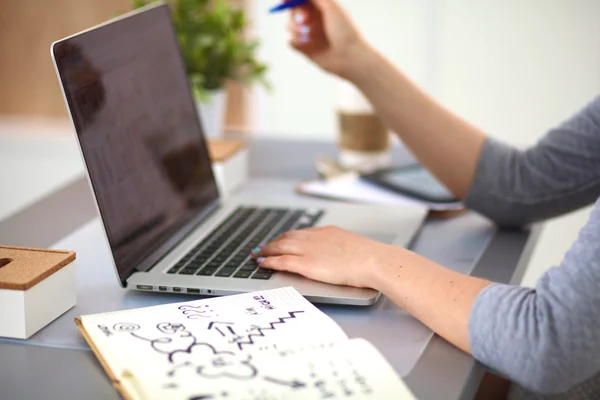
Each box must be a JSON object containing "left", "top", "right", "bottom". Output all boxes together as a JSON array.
[
  {"left": 346, "top": 46, "right": 486, "bottom": 200},
  {"left": 349, "top": 48, "right": 600, "bottom": 225},
  {"left": 292, "top": 0, "right": 600, "bottom": 226},
  {"left": 468, "top": 199, "right": 600, "bottom": 393},
  {"left": 463, "top": 102, "right": 600, "bottom": 226},
  {"left": 344, "top": 30, "right": 600, "bottom": 227},
  {"left": 253, "top": 225, "right": 492, "bottom": 354},
  {"left": 369, "top": 244, "right": 491, "bottom": 354},
  {"left": 255, "top": 198, "right": 600, "bottom": 394},
  {"left": 291, "top": 0, "right": 486, "bottom": 199}
]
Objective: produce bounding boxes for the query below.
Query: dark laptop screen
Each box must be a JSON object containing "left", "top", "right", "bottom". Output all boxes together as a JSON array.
[{"left": 53, "top": 4, "right": 219, "bottom": 285}]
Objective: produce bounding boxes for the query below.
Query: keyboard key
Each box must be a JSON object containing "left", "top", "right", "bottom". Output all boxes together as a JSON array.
[
  {"left": 252, "top": 268, "right": 273, "bottom": 280},
  {"left": 298, "top": 216, "right": 312, "bottom": 225},
  {"left": 239, "top": 260, "right": 258, "bottom": 271},
  {"left": 234, "top": 270, "right": 253, "bottom": 278},
  {"left": 310, "top": 210, "right": 325, "bottom": 222},
  {"left": 179, "top": 268, "right": 197, "bottom": 275},
  {"left": 197, "top": 268, "right": 218, "bottom": 276},
  {"left": 206, "top": 261, "right": 222, "bottom": 269},
  {"left": 224, "top": 259, "right": 242, "bottom": 267},
  {"left": 167, "top": 266, "right": 180, "bottom": 274},
  {"left": 251, "top": 271, "right": 273, "bottom": 280},
  {"left": 215, "top": 267, "right": 237, "bottom": 277},
  {"left": 265, "top": 207, "right": 288, "bottom": 213}
]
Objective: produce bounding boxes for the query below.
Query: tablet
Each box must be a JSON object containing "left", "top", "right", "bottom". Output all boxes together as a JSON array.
[{"left": 361, "top": 165, "right": 458, "bottom": 204}]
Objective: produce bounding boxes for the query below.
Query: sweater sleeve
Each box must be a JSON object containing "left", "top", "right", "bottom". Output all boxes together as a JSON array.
[
  {"left": 464, "top": 96, "right": 600, "bottom": 227},
  {"left": 469, "top": 198, "right": 600, "bottom": 394}
]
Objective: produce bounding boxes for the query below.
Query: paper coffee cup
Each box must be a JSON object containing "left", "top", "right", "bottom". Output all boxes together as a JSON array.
[{"left": 335, "top": 81, "right": 391, "bottom": 171}]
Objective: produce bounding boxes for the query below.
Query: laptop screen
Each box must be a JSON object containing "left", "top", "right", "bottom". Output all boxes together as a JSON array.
[{"left": 53, "top": 4, "right": 219, "bottom": 285}]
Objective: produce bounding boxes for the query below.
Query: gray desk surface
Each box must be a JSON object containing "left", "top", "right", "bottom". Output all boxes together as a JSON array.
[{"left": 0, "top": 138, "right": 540, "bottom": 400}]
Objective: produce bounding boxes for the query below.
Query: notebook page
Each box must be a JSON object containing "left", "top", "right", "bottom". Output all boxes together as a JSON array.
[
  {"left": 119, "top": 338, "right": 416, "bottom": 400},
  {"left": 78, "top": 287, "right": 348, "bottom": 395}
]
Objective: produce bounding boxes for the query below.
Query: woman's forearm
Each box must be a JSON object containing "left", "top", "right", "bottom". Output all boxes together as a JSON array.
[
  {"left": 345, "top": 45, "right": 487, "bottom": 200},
  {"left": 370, "top": 247, "right": 492, "bottom": 353}
]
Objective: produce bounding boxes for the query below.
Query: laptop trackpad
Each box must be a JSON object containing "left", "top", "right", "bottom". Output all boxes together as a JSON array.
[{"left": 359, "top": 232, "right": 396, "bottom": 244}]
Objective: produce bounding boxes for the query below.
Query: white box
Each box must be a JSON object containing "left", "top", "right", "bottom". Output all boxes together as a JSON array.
[
  {"left": 208, "top": 139, "right": 249, "bottom": 198},
  {"left": 0, "top": 247, "right": 76, "bottom": 339}
]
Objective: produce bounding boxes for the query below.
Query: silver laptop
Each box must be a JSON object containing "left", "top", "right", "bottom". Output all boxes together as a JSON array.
[{"left": 51, "top": 3, "right": 427, "bottom": 306}]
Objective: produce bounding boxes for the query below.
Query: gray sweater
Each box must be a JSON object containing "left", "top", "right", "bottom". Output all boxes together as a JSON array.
[{"left": 465, "top": 96, "right": 600, "bottom": 399}]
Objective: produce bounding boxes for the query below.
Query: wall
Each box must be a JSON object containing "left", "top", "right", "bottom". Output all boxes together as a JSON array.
[
  {"left": 249, "top": 0, "right": 600, "bottom": 146},
  {"left": 0, "top": 0, "right": 246, "bottom": 127},
  {"left": 0, "top": 0, "right": 130, "bottom": 118}
]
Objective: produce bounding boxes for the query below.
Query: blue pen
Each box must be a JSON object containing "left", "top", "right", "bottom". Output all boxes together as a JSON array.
[{"left": 269, "top": 0, "right": 309, "bottom": 13}]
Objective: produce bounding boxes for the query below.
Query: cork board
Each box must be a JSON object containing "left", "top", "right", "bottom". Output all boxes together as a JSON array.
[
  {"left": 207, "top": 139, "right": 246, "bottom": 162},
  {"left": 0, "top": 246, "right": 76, "bottom": 291}
]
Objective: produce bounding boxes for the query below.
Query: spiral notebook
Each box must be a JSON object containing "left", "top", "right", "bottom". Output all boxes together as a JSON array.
[{"left": 76, "top": 287, "right": 417, "bottom": 400}]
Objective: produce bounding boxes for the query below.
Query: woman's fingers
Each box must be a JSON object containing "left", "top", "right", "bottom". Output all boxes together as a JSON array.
[
  {"left": 258, "top": 255, "right": 304, "bottom": 274},
  {"left": 288, "top": 15, "right": 316, "bottom": 46},
  {"left": 286, "top": 18, "right": 312, "bottom": 35},
  {"left": 292, "top": 7, "right": 310, "bottom": 24},
  {"left": 253, "top": 238, "right": 304, "bottom": 257},
  {"left": 309, "top": 0, "right": 337, "bottom": 13}
]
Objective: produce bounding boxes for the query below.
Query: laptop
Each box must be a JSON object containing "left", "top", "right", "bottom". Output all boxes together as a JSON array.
[{"left": 51, "top": 2, "right": 427, "bottom": 306}]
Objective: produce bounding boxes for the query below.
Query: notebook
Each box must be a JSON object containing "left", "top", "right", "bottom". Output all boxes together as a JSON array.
[
  {"left": 297, "top": 175, "right": 464, "bottom": 211},
  {"left": 76, "top": 287, "right": 417, "bottom": 400}
]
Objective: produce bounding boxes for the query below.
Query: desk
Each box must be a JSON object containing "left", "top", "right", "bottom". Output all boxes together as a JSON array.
[{"left": 0, "top": 138, "right": 540, "bottom": 400}]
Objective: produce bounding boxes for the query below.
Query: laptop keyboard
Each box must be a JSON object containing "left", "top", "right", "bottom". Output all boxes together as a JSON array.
[{"left": 166, "top": 207, "right": 324, "bottom": 280}]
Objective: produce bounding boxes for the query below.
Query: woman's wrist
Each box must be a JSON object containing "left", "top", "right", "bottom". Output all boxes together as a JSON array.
[
  {"left": 365, "top": 244, "right": 407, "bottom": 291},
  {"left": 340, "top": 40, "right": 379, "bottom": 83}
]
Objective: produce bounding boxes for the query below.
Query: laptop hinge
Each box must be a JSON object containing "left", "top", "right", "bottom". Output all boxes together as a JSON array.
[{"left": 132, "top": 200, "right": 222, "bottom": 274}]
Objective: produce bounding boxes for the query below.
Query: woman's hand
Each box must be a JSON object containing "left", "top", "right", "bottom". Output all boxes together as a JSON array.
[
  {"left": 252, "top": 225, "right": 492, "bottom": 355},
  {"left": 286, "top": 0, "right": 369, "bottom": 79},
  {"left": 251, "top": 225, "right": 401, "bottom": 289}
]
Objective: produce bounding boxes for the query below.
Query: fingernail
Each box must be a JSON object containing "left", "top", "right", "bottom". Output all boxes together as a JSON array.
[
  {"left": 294, "top": 13, "right": 305, "bottom": 24},
  {"left": 300, "top": 25, "right": 310, "bottom": 34},
  {"left": 299, "top": 34, "right": 310, "bottom": 44},
  {"left": 251, "top": 248, "right": 261, "bottom": 255},
  {"left": 257, "top": 257, "right": 266, "bottom": 264}
]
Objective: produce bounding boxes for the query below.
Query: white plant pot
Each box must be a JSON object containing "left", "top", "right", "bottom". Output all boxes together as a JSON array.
[{"left": 196, "top": 89, "right": 227, "bottom": 138}]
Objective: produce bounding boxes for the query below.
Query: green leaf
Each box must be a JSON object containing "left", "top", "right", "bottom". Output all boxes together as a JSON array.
[{"left": 127, "top": 0, "right": 269, "bottom": 93}]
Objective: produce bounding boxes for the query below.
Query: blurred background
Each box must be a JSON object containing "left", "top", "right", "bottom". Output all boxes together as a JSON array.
[{"left": 1, "top": 0, "right": 599, "bottom": 284}]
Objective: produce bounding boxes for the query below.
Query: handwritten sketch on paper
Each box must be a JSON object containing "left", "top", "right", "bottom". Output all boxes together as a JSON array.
[{"left": 77, "top": 287, "right": 416, "bottom": 400}]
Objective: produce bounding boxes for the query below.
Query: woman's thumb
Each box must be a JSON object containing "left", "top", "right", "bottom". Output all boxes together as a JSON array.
[{"left": 309, "top": 0, "right": 338, "bottom": 13}]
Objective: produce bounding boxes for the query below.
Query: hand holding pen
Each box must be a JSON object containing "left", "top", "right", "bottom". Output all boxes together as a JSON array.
[{"left": 269, "top": 0, "right": 367, "bottom": 80}]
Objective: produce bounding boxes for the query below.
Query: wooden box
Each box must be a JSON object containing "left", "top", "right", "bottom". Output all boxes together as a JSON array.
[{"left": 0, "top": 246, "right": 76, "bottom": 339}]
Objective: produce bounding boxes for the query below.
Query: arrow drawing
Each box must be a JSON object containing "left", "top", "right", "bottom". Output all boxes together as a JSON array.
[
  {"left": 263, "top": 376, "right": 306, "bottom": 389},
  {"left": 207, "top": 322, "right": 236, "bottom": 337}
]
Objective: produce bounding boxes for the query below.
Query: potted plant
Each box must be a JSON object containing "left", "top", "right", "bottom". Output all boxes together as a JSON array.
[{"left": 131, "top": 0, "right": 269, "bottom": 137}]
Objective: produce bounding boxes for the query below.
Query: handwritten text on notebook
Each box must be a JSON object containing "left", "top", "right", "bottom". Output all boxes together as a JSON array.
[{"left": 77, "top": 287, "right": 415, "bottom": 400}]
